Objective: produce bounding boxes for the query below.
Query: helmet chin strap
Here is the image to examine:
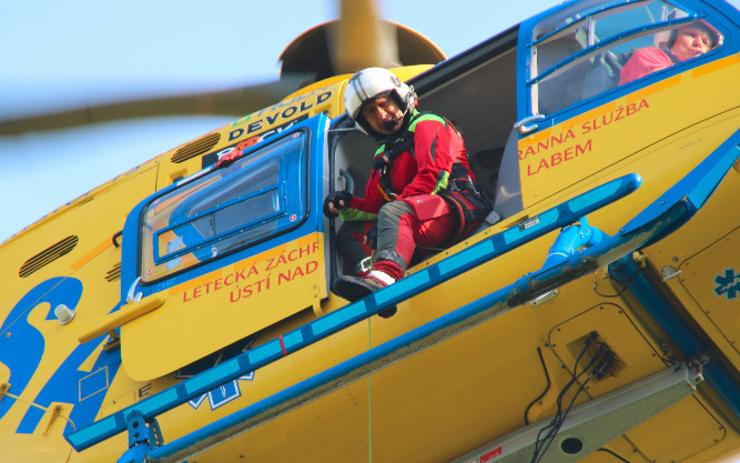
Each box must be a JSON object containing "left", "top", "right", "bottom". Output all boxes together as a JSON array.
[
  {"left": 382, "top": 119, "right": 399, "bottom": 131},
  {"left": 382, "top": 94, "right": 414, "bottom": 133}
]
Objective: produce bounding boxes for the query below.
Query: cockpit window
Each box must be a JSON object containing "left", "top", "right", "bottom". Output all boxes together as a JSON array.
[
  {"left": 527, "top": 0, "right": 723, "bottom": 116},
  {"left": 140, "top": 132, "right": 307, "bottom": 282}
]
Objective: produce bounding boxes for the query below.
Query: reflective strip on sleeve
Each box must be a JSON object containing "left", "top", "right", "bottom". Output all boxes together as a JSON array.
[
  {"left": 432, "top": 171, "right": 450, "bottom": 194},
  {"left": 408, "top": 113, "right": 445, "bottom": 132}
]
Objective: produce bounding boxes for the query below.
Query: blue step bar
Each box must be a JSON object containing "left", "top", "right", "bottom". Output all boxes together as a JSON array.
[{"left": 66, "top": 174, "right": 641, "bottom": 452}]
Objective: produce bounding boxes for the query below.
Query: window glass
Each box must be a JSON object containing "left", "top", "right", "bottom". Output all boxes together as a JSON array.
[
  {"left": 528, "top": 1, "right": 723, "bottom": 115},
  {"left": 141, "top": 132, "right": 307, "bottom": 282}
]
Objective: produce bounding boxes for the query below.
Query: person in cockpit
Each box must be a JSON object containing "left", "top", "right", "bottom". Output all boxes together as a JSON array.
[
  {"left": 323, "top": 67, "right": 491, "bottom": 316},
  {"left": 619, "top": 20, "right": 721, "bottom": 85}
]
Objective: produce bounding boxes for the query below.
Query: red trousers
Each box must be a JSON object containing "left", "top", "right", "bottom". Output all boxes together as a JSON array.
[{"left": 337, "top": 196, "right": 456, "bottom": 280}]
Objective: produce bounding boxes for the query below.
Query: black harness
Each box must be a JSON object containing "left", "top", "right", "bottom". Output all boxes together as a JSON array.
[{"left": 373, "top": 112, "right": 492, "bottom": 243}]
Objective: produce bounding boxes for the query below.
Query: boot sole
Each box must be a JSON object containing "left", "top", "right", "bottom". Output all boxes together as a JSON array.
[{"left": 332, "top": 276, "right": 397, "bottom": 318}]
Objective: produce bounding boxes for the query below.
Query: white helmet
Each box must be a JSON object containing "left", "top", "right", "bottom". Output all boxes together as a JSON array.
[{"left": 344, "top": 67, "right": 416, "bottom": 135}]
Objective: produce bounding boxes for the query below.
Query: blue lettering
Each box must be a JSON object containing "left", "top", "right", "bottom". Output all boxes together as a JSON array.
[
  {"left": 247, "top": 120, "right": 263, "bottom": 134},
  {"left": 317, "top": 91, "right": 331, "bottom": 104},
  {"left": 282, "top": 106, "right": 297, "bottom": 118},
  {"left": 16, "top": 330, "right": 121, "bottom": 435},
  {"left": 228, "top": 128, "right": 244, "bottom": 141}
]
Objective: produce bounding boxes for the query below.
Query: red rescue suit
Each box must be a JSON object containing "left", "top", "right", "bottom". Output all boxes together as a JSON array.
[{"left": 338, "top": 110, "right": 490, "bottom": 280}]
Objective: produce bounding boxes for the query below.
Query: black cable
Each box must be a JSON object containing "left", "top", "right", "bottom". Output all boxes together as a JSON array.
[
  {"left": 529, "top": 339, "right": 592, "bottom": 463},
  {"left": 597, "top": 447, "right": 632, "bottom": 462},
  {"left": 529, "top": 335, "right": 605, "bottom": 463},
  {"left": 524, "top": 347, "right": 552, "bottom": 425},
  {"left": 533, "top": 377, "right": 591, "bottom": 463},
  {"left": 593, "top": 269, "right": 638, "bottom": 298},
  {"left": 531, "top": 355, "right": 599, "bottom": 463}
]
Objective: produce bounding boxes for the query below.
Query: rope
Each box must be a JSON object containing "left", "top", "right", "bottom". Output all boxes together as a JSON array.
[{"left": 1, "top": 390, "right": 77, "bottom": 431}]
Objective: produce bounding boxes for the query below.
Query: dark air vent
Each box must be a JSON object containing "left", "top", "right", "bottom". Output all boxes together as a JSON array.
[
  {"left": 170, "top": 133, "right": 221, "bottom": 163},
  {"left": 19, "top": 235, "right": 79, "bottom": 278},
  {"left": 105, "top": 262, "right": 122, "bottom": 282}
]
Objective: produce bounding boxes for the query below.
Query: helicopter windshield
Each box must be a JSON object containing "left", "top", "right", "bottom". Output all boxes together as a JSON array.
[
  {"left": 526, "top": 0, "right": 723, "bottom": 115},
  {"left": 140, "top": 131, "right": 308, "bottom": 282}
]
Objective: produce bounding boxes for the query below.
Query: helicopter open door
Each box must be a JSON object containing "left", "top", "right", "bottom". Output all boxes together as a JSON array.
[{"left": 113, "top": 114, "right": 330, "bottom": 381}]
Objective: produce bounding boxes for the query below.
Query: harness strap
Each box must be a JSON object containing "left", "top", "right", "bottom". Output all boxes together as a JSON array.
[{"left": 372, "top": 112, "right": 492, "bottom": 240}]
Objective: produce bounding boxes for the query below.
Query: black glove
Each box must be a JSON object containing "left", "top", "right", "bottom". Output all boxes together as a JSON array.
[{"left": 323, "top": 191, "right": 353, "bottom": 218}]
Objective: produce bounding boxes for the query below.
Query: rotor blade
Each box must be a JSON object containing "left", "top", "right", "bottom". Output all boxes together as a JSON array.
[
  {"left": 333, "top": 0, "right": 400, "bottom": 73},
  {"left": 0, "top": 75, "right": 311, "bottom": 136}
]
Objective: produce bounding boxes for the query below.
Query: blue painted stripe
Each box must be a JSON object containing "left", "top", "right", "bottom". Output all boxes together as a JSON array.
[
  {"left": 248, "top": 340, "right": 282, "bottom": 364},
  {"left": 375, "top": 271, "right": 431, "bottom": 306},
  {"left": 438, "top": 241, "right": 494, "bottom": 276},
  {"left": 185, "top": 360, "right": 240, "bottom": 395},
  {"left": 311, "top": 302, "right": 367, "bottom": 337},
  {"left": 136, "top": 388, "right": 179, "bottom": 416},
  {"left": 68, "top": 415, "right": 117, "bottom": 448},
  {"left": 282, "top": 330, "right": 304, "bottom": 349}
]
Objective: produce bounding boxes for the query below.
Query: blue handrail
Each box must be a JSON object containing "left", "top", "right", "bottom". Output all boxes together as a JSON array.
[{"left": 65, "top": 173, "right": 641, "bottom": 452}]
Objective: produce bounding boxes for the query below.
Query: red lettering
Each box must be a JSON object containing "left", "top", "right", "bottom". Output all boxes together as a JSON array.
[
  {"left": 563, "top": 146, "right": 574, "bottom": 162},
  {"left": 576, "top": 139, "right": 592, "bottom": 156},
  {"left": 614, "top": 105, "right": 625, "bottom": 121},
  {"left": 550, "top": 151, "right": 562, "bottom": 167},
  {"left": 203, "top": 281, "right": 213, "bottom": 295},
  {"left": 278, "top": 272, "right": 291, "bottom": 284},
  {"left": 480, "top": 446, "right": 503, "bottom": 462},
  {"left": 235, "top": 268, "right": 248, "bottom": 282}
]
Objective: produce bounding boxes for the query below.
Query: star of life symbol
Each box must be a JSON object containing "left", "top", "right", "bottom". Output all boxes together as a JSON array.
[
  {"left": 714, "top": 268, "right": 739, "bottom": 300},
  {"left": 176, "top": 340, "right": 256, "bottom": 411},
  {"left": 186, "top": 372, "right": 254, "bottom": 410}
]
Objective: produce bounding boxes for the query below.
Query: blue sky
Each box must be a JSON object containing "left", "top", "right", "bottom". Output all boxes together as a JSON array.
[{"left": 0, "top": 0, "right": 605, "bottom": 242}]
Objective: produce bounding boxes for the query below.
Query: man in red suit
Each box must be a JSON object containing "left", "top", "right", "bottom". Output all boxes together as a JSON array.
[{"left": 324, "top": 67, "right": 491, "bottom": 314}]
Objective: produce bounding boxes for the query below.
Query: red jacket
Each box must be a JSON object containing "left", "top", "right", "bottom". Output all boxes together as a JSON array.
[
  {"left": 340, "top": 111, "right": 474, "bottom": 221},
  {"left": 619, "top": 46, "right": 677, "bottom": 85}
]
